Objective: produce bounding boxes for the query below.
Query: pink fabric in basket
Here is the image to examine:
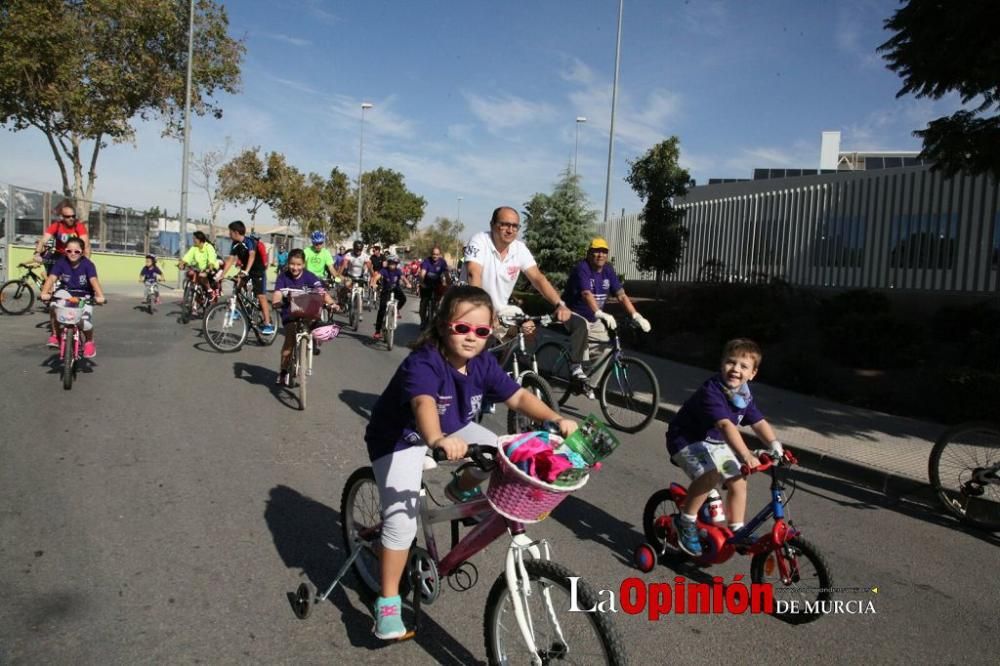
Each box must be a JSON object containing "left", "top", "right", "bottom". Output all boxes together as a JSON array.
[{"left": 505, "top": 434, "right": 574, "bottom": 483}]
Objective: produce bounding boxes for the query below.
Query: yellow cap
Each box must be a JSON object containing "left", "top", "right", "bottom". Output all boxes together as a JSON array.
[{"left": 589, "top": 237, "right": 610, "bottom": 251}]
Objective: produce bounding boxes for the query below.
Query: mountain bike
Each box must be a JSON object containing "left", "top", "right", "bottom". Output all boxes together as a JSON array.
[
  {"left": 201, "top": 276, "right": 278, "bottom": 352},
  {"left": 929, "top": 421, "right": 1000, "bottom": 531},
  {"left": 635, "top": 448, "right": 833, "bottom": 624},
  {"left": 180, "top": 268, "right": 213, "bottom": 324},
  {"left": 50, "top": 292, "right": 101, "bottom": 391},
  {"left": 487, "top": 312, "right": 557, "bottom": 434},
  {"left": 0, "top": 261, "right": 48, "bottom": 315},
  {"left": 535, "top": 317, "right": 659, "bottom": 433},
  {"left": 292, "top": 440, "right": 627, "bottom": 665}
]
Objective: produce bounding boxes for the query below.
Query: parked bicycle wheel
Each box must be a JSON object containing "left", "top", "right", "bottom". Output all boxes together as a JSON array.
[
  {"left": 483, "top": 559, "right": 627, "bottom": 666},
  {"left": 297, "top": 334, "right": 309, "bottom": 410},
  {"left": 534, "top": 342, "right": 573, "bottom": 405},
  {"left": 750, "top": 536, "right": 832, "bottom": 625},
  {"left": 340, "top": 467, "right": 411, "bottom": 597},
  {"left": 929, "top": 422, "right": 1000, "bottom": 531},
  {"left": 62, "top": 334, "right": 75, "bottom": 390},
  {"left": 599, "top": 356, "right": 660, "bottom": 433},
  {"left": 202, "top": 302, "right": 248, "bottom": 352},
  {"left": 506, "top": 372, "right": 556, "bottom": 435},
  {"left": 0, "top": 280, "right": 35, "bottom": 315}
]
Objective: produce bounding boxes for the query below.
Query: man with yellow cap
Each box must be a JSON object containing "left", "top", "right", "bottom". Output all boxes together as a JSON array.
[{"left": 560, "top": 237, "right": 651, "bottom": 398}]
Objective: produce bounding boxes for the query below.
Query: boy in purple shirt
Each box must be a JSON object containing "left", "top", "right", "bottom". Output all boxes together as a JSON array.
[
  {"left": 560, "top": 237, "right": 650, "bottom": 397},
  {"left": 665, "top": 338, "right": 782, "bottom": 557},
  {"left": 370, "top": 255, "right": 411, "bottom": 340},
  {"left": 363, "top": 285, "right": 577, "bottom": 640}
]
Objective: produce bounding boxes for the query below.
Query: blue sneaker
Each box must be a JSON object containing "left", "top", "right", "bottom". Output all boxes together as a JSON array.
[
  {"left": 230, "top": 310, "right": 241, "bottom": 321},
  {"left": 373, "top": 595, "right": 406, "bottom": 640},
  {"left": 260, "top": 323, "right": 275, "bottom": 335},
  {"left": 674, "top": 515, "right": 702, "bottom": 557}
]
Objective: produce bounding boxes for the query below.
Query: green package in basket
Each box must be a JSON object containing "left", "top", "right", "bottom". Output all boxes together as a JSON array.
[{"left": 561, "top": 415, "right": 621, "bottom": 466}]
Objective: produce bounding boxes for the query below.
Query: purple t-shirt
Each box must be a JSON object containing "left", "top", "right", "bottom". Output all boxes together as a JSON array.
[
  {"left": 378, "top": 267, "right": 403, "bottom": 291},
  {"left": 140, "top": 266, "right": 162, "bottom": 282},
  {"left": 561, "top": 260, "right": 623, "bottom": 322},
  {"left": 420, "top": 257, "right": 448, "bottom": 286},
  {"left": 365, "top": 344, "right": 520, "bottom": 460},
  {"left": 666, "top": 376, "right": 765, "bottom": 456},
  {"left": 51, "top": 256, "right": 98, "bottom": 297},
  {"left": 274, "top": 269, "right": 324, "bottom": 323}
]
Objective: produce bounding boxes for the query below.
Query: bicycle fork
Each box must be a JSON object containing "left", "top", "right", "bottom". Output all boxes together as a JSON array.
[{"left": 505, "top": 534, "right": 565, "bottom": 666}]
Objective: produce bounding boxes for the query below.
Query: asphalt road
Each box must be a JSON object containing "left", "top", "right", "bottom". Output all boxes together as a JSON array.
[{"left": 1, "top": 287, "right": 998, "bottom": 665}]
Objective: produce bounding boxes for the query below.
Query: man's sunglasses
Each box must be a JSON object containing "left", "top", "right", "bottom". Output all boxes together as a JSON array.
[
  {"left": 447, "top": 321, "right": 493, "bottom": 339},
  {"left": 62, "top": 214, "right": 76, "bottom": 219}
]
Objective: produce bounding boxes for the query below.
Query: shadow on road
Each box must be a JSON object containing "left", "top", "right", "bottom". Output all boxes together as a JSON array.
[
  {"left": 233, "top": 361, "right": 301, "bottom": 410},
  {"left": 264, "top": 485, "right": 483, "bottom": 665},
  {"left": 551, "top": 494, "right": 647, "bottom": 568},
  {"left": 339, "top": 389, "right": 378, "bottom": 420}
]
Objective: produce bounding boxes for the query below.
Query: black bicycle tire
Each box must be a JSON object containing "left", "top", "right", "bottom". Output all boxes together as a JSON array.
[
  {"left": 202, "top": 302, "right": 248, "bottom": 352},
  {"left": 62, "top": 332, "right": 74, "bottom": 390},
  {"left": 928, "top": 421, "right": 1000, "bottom": 531},
  {"left": 534, "top": 341, "right": 573, "bottom": 406},
  {"left": 0, "top": 279, "right": 34, "bottom": 315},
  {"left": 297, "top": 334, "right": 308, "bottom": 410},
  {"left": 598, "top": 355, "right": 660, "bottom": 433},
  {"left": 385, "top": 303, "right": 395, "bottom": 351},
  {"left": 350, "top": 293, "right": 361, "bottom": 331},
  {"left": 506, "top": 372, "right": 556, "bottom": 435},
  {"left": 750, "top": 536, "right": 833, "bottom": 625},
  {"left": 641, "top": 488, "right": 687, "bottom": 562},
  {"left": 340, "top": 467, "right": 411, "bottom": 598},
  {"left": 483, "top": 559, "right": 628, "bottom": 666}
]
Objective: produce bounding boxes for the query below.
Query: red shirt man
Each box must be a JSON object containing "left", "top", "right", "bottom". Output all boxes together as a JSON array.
[{"left": 36, "top": 204, "right": 91, "bottom": 262}]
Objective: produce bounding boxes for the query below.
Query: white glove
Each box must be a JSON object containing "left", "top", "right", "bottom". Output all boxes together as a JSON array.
[
  {"left": 595, "top": 310, "right": 617, "bottom": 330},
  {"left": 769, "top": 440, "right": 784, "bottom": 459},
  {"left": 632, "top": 311, "right": 651, "bottom": 333}
]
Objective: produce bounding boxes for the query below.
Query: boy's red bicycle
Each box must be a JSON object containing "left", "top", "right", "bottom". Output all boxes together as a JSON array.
[{"left": 634, "top": 448, "right": 833, "bottom": 624}]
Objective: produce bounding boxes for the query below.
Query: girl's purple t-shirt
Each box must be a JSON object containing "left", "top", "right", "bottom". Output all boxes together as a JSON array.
[
  {"left": 274, "top": 269, "right": 324, "bottom": 322},
  {"left": 666, "top": 376, "right": 765, "bottom": 456},
  {"left": 140, "top": 265, "right": 162, "bottom": 281},
  {"left": 365, "top": 344, "right": 520, "bottom": 460},
  {"left": 51, "top": 256, "right": 98, "bottom": 297}
]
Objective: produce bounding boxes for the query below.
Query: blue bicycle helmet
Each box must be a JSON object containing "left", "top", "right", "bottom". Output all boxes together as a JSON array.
[{"left": 311, "top": 231, "right": 326, "bottom": 244}]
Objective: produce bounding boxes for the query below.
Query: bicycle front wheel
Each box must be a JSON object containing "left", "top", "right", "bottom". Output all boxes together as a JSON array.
[
  {"left": 599, "top": 355, "right": 660, "bottom": 433},
  {"left": 0, "top": 280, "right": 34, "bottom": 315},
  {"left": 483, "top": 559, "right": 627, "bottom": 666},
  {"left": 929, "top": 422, "right": 1000, "bottom": 531},
  {"left": 750, "top": 536, "right": 832, "bottom": 625},
  {"left": 297, "top": 335, "right": 308, "bottom": 410},
  {"left": 202, "top": 302, "right": 248, "bottom": 352},
  {"left": 350, "top": 293, "right": 361, "bottom": 331},
  {"left": 507, "top": 372, "right": 556, "bottom": 435},
  {"left": 62, "top": 333, "right": 75, "bottom": 390},
  {"left": 534, "top": 342, "right": 573, "bottom": 405},
  {"left": 385, "top": 304, "right": 396, "bottom": 351}
]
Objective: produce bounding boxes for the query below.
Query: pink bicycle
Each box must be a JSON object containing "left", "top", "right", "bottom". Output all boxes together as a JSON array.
[{"left": 292, "top": 441, "right": 627, "bottom": 665}]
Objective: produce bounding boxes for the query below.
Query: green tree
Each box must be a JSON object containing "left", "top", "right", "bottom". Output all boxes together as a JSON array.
[
  {"left": 626, "top": 137, "right": 692, "bottom": 293},
  {"left": 409, "top": 217, "right": 465, "bottom": 259},
  {"left": 879, "top": 0, "right": 1000, "bottom": 178},
  {"left": 313, "top": 167, "right": 355, "bottom": 240},
  {"left": 0, "top": 0, "right": 244, "bottom": 218},
  {"left": 359, "top": 167, "right": 426, "bottom": 246},
  {"left": 218, "top": 148, "right": 298, "bottom": 230},
  {"left": 522, "top": 166, "right": 594, "bottom": 288}
]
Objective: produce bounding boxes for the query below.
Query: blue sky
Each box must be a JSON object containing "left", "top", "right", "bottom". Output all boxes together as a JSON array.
[{"left": 0, "top": 0, "right": 959, "bottom": 235}]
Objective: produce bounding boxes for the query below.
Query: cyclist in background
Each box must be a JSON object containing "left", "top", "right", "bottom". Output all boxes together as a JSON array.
[
  {"left": 304, "top": 231, "right": 338, "bottom": 279},
  {"left": 274, "top": 243, "right": 289, "bottom": 272},
  {"left": 35, "top": 203, "right": 91, "bottom": 269},
  {"left": 217, "top": 220, "right": 274, "bottom": 335},
  {"left": 370, "top": 254, "right": 410, "bottom": 341},
  {"left": 179, "top": 231, "right": 220, "bottom": 297},
  {"left": 39, "top": 237, "right": 106, "bottom": 358},
  {"left": 338, "top": 239, "right": 372, "bottom": 304},
  {"left": 417, "top": 246, "right": 449, "bottom": 328},
  {"left": 139, "top": 254, "right": 164, "bottom": 305},
  {"left": 369, "top": 244, "right": 385, "bottom": 273}
]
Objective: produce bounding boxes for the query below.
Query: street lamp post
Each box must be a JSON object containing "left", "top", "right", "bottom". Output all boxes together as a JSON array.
[
  {"left": 457, "top": 196, "right": 463, "bottom": 225},
  {"left": 356, "top": 102, "right": 373, "bottom": 241},
  {"left": 177, "top": 0, "right": 194, "bottom": 285},
  {"left": 574, "top": 116, "right": 587, "bottom": 176},
  {"left": 603, "top": 0, "right": 623, "bottom": 223}
]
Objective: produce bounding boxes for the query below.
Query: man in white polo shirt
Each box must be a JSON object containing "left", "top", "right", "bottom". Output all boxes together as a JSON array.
[{"left": 462, "top": 206, "right": 572, "bottom": 328}]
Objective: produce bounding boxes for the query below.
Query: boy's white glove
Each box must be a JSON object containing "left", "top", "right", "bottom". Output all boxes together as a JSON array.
[
  {"left": 632, "top": 312, "right": 651, "bottom": 332},
  {"left": 769, "top": 440, "right": 784, "bottom": 459},
  {"left": 595, "top": 310, "right": 617, "bottom": 330}
]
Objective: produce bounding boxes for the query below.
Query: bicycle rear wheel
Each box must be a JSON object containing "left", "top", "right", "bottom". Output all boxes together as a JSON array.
[
  {"left": 180, "top": 282, "right": 193, "bottom": 323},
  {"left": 929, "top": 422, "right": 1000, "bottom": 531},
  {"left": 506, "top": 372, "right": 556, "bottom": 435},
  {"left": 750, "top": 536, "right": 832, "bottom": 625},
  {"left": 0, "top": 280, "right": 34, "bottom": 315},
  {"left": 483, "top": 559, "right": 627, "bottom": 666},
  {"left": 202, "top": 302, "right": 248, "bottom": 352},
  {"left": 297, "top": 334, "right": 308, "bottom": 410},
  {"left": 534, "top": 342, "right": 573, "bottom": 405},
  {"left": 599, "top": 356, "right": 660, "bottom": 433}
]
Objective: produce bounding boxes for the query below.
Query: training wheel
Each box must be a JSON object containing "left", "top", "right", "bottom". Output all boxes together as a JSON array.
[
  {"left": 633, "top": 543, "right": 657, "bottom": 573},
  {"left": 291, "top": 582, "right": 312, "bottom": 619}
]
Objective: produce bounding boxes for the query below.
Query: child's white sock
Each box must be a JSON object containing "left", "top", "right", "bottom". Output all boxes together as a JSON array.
[
  {"left": 729, "top": 522, "right": 744, "bottom": 531},
  {"left": 681, "top": 513, "right": 698, "bottom": 523}
]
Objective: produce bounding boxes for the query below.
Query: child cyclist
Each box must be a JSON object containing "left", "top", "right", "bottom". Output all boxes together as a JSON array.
[
  {"left": 39, "top": 237, "right": 106, "bottom": 357},
  {"left": 270, "top": 248, "right": 340, "bottom": 386},
  {"left": 139, "top": 254, "right": 164, "bottom": 305},
  {"left": 364, "top": 285, "right": 577, "bottom": 640},
  {"left": 665, "top": 338, "right": 783, "bottom": 557},
  {"left": 370, "top": 254, "right": 410, "bottom": 341}
]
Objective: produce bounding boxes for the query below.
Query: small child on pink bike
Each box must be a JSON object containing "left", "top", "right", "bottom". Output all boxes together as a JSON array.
[
  {"left": 363, "top": 285, "right": 576, "bottom": 640},
  {"left": 665, "top": 338, "right": 783, "bottom": 557}
]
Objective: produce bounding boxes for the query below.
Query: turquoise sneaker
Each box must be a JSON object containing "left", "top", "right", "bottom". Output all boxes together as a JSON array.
[
  {"left": 373, "top": 595, "right": 406, "bottom": 640},
  {"left": 445, "top": 475, "right": 483, "bottom": 504}
]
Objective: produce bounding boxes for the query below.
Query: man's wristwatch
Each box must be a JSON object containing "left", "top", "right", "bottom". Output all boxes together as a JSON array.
[{"left": 554, "top": 300, "right": 566, "bottom": 312}]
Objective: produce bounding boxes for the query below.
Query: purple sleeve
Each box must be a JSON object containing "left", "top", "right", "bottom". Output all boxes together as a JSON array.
[
  {"left": 607, "top": 265, "right": 623, "bottom": 293},
  {"left": 573, "top": 262, "right": 591, "bottom": 292},
  {"left": 401, "top": 350, "right": 443, "bottom": 402},
  {"left": 420, "top": 259, "right": 432, "bottom": 272},
  {"left": 483, "top": 353, "right": 521, "bottom": 403},
  {"left": 155, "top": 267, "right": 163, "bottom": 275},
  {"left": 85, "top": 260, "right": 98, "bottom": 281},
  {"left": 274, "top": 273, "right": 289, "bottom": 291},
  {"left": 743, "top": 401, "right": 765, "bottom": 426}
]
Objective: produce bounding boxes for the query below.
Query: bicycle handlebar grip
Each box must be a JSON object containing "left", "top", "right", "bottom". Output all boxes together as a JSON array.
[{"left": 740, "top": 452, "right": 774, "bottom": 476}]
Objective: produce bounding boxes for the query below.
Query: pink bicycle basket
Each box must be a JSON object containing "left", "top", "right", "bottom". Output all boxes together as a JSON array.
[{"left": 485, "top": 434, "right": 589, "bottom": 523}]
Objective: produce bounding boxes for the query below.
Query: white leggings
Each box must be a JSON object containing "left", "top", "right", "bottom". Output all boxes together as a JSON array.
[{"left": 372, "top": 421, "right": 499, "bottom": 550}]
